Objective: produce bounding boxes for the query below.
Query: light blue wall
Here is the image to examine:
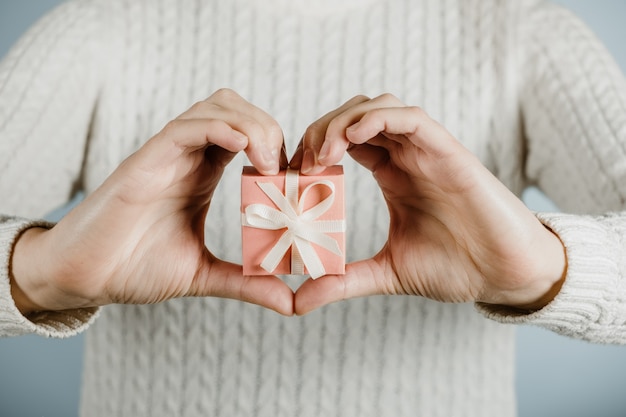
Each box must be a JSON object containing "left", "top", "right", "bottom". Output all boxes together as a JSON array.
[
  {"left": 0, "top": 3, "right": 87, "bottom": 417},
  {"left": 1, "top": 1, "right": 626, "bottom": 417}
]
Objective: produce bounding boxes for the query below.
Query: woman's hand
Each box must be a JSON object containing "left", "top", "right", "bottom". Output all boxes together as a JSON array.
[
  {"left": 11, "top": 89, "right": 294, "bottom": 316},
  {"left": 292, "top": 94, "right": 567, "bottom": 315}
]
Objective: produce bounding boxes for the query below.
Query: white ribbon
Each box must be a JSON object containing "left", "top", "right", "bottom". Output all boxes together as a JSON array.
[{"left": 242, "top": 169, "right": 345, "bottom": 279}]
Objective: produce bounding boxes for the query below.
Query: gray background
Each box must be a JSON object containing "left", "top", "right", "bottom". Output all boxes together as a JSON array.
[{"left": 1, "top": 1, "right": 626, "bottom": 416}]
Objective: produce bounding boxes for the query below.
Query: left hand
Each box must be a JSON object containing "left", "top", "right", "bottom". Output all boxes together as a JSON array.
[{"left": 291, "top": 94, "right": 567, "bottom": 315}]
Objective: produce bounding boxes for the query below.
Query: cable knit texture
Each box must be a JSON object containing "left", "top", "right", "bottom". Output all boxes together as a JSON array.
[{"left": 1, "top": 0, "right": 626, "bottom": 416}]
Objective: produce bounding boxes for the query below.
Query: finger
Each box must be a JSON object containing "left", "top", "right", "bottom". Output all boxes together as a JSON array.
[
  {"left": 241, "top": 116, "right": 283, "bottom": 176},
  {"left": 190, "top": 258, "right": 294, "bottom": 316},
  {"left": 138, "top": 118, "right": 249, "bottom": 172},
  {"left": 182, "top": 90, "right": 284, "bottom": 175},
  {"left": 347, "top": 142, "right": 417, "bottom": 194},
  {"left": 197, "top": 107, "right": 281, "bottom": 175},
  {"left": 294, "top": 258, "right": 390, "bottom": 315},
  {"left": 299, "top": 95, "right": 370, "bottom": 175},
  {"left": 212, "top": 90, "right": 285, "bottom": 175},
  {"left": 345, "top": 141, "right": 393, "bottom": 173},
  {"left": 163, "top": 118, "right": 249, "bottom": 152},
  {"left": 345, "top": 106, "right": 462, "bottom": 160},
  {"left": 233, "top": 113, "right": 281, "bottom": 175},
  {"left": 315, "top": 93, "right": 405, "bottom": 169}
]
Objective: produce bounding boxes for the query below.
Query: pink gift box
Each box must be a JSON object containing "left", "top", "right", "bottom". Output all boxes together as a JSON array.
[{"left": 241, "top": 166, "right": 346, "bottom": 278}]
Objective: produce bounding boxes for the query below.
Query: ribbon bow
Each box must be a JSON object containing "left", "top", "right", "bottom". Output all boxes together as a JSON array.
[{"left": 242, "top": 169, "right": 345, "bottom": 279}]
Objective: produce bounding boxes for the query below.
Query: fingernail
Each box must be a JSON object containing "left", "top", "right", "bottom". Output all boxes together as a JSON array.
[
  {"left": 261, "top": 146, "right": 278, "bottom": 170},
  {"left": 318, "top": 142, "right": 330, "bottom": 163},
  {"left": 301, "top": 147, "right": 316, "bottom": 174}
]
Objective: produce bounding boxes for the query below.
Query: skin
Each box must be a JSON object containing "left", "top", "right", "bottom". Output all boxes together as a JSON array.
[
  {"left": 10, "top": 89, "right": 294, "bottom": 316},
  {"left": 9, "top": 90, "right": 566, "bottom": 318},
  {"left": 290, "top": 94, "right": 567, "bottom": 315}
]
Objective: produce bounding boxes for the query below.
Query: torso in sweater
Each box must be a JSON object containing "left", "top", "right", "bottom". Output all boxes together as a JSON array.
[{"left": 76, "top": 1, "right": 527, "bottom": 416}]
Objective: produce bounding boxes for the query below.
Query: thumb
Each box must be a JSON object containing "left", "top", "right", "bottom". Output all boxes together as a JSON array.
[{"left": 189, "top": 256, "right": 295, "bottom": 316}]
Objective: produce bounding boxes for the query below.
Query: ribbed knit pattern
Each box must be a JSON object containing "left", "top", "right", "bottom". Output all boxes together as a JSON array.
[{"left": 1, "top": 0, "right": 626, "bottom": 416}]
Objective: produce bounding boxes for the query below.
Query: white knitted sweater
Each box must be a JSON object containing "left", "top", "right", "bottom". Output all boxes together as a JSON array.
[{"left": 2, "top": 0, "right": 626, "bottom": 416}]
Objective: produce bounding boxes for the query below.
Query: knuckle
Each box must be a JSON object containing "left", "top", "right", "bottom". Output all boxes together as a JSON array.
[
  {"left": 351, "top": 94, "right": 370, "bottom": 103},
  {"left": 240, "top": 118, "right": 265, "bottom": 140},
  {"left": 326, "top": 117, "right": 345, "bottom": 138},
  {"left": 186, "top": 100, "right": 212, "bottom": 116},
  {"left": 212, "top": 87, "right": 240, "bottom": 103},
  {"left": 377, "top": 92, "right": 401, "bottom": 104},
  {"left": 160, "top": 119, "right": 182, "bottom": 137},
  {"left": 342, "top": 94, "right": 370, "bottom": 109},
  {"left": 407, "top": 105, "right": 427, "bottom": 119},
  {"left": 361, "top": 108, "right": 381, "bottom": 121}
]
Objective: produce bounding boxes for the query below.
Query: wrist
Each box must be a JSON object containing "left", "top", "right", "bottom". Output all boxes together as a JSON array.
[
  {"left": 482, "top": 225, "right": 567, "bottom": 312},
  {"left": 10, "top": 227, "right": 50, "bottom": 315},
  {"left": 512, "top": 227, "right": 567, "bottom": 311}
]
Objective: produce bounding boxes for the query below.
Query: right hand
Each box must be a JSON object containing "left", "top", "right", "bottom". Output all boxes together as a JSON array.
[{"left": 10, "top": 89, "right": 294, "bottom": 316}]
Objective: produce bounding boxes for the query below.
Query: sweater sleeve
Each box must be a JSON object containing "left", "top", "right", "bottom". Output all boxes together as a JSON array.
[
  {"left": 0, "top": 0, "right": 104, "bottom": 337},
  {"left": 478, "top": 1, "right": 626, "bottom": 344}
]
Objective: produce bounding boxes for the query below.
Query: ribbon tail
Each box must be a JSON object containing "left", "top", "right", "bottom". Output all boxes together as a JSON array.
[
  {"left": 291, "top": 244, "right": 304, "bottom": 275},
  {"left": 294, "top": 238, "right": 326, "bottom": 279},
  {"left": 260, "top": 231, "right": 294, "bottom": 274}
]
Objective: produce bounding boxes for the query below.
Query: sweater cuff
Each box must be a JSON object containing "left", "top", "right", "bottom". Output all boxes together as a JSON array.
[
  {"left": 0, "top": 217, "right": 99, "bottom": 338},
  {"left": 477, "top": 212, "right": 623, "bottom": 342}
]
